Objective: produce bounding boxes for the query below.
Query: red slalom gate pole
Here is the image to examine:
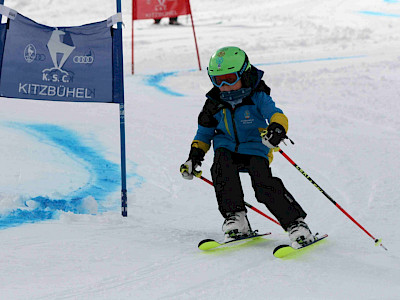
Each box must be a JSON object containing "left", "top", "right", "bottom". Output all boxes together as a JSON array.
[
  {"left": 186, "top": 0, "right": 201, "bottom": 71},
  {"left": 195, "top": 173, "right": 281, "bottom": 227},
  {"left": 278, "top": 148, "right": 387, "bottom": 250}
]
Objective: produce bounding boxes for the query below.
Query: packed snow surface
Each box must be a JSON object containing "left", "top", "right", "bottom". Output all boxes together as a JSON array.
[{"left": 0, "top": 0, "right": 399, "bottom": 299}]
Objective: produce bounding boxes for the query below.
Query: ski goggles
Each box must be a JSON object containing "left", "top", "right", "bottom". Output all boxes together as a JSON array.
[{"left": 210, "top": 72, "right": 241, "bottom": 88}]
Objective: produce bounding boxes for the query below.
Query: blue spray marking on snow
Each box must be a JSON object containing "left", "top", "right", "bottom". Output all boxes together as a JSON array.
[
  {"left": 358, "top": 0, "right": 400, "bottom": 16},
  {"left": 143, "top": 56, "right": 366, "bottom": 96},
  {"left": 358, "top": 11, "right": 400, "bottom": 17},
  {"left": 0, "top": 123, "right": 131, "bottom": 230},
  {"left": 23, "top": 124, "right": 121, "bottom": 204},
  {"left": 144, "top": 71, "right": 185, "bottom": 97}
]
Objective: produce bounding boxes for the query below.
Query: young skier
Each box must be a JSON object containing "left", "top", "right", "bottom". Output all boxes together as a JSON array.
[{"left": 180, "top": 46, "right": 314, "bottom": 247}]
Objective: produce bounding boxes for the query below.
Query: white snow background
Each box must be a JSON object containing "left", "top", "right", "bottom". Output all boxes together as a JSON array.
[{"left": 0, "top": 0, "right": 400, "bottom": 299}]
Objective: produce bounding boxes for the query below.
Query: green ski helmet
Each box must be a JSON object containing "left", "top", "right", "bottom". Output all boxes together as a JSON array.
[{"left": 208, "top": 46, "right": 251, "bottom": 87}]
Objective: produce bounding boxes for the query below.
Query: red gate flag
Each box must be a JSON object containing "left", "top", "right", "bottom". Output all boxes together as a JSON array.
[
  {"left": 133, "top": 0, "right": 190, "bottom": 20},
  {"left": 131, "top": 0, "right": 201, "bottom": 74}
]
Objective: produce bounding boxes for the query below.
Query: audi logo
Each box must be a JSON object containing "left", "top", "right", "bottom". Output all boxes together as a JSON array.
[
  {"left": 35, "top": 54, "right": 46, "bottom": 61},
  {"left": 73, "top": 56, "right": 94, "bottom": 64}
]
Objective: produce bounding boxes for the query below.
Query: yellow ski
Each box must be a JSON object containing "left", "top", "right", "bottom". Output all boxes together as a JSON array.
[
  {"left": 273, "top": 234, "right": 328, "bottom": 258},
  {"left": 198, "top": 232, "right": 271, "bottom": 251}
]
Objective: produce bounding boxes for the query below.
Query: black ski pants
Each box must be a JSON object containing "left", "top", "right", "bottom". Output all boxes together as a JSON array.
[{"left": 211, "top": 148, "right": 306, "bottom": 230}]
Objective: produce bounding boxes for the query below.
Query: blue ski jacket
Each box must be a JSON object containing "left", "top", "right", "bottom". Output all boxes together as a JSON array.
[{"left": 192, "top": 66, "right": 288, "bottom": 163}]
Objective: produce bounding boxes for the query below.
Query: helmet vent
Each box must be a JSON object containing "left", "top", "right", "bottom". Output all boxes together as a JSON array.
[{"left": 228, "top": 67, "right": 234, "bottom": 69}]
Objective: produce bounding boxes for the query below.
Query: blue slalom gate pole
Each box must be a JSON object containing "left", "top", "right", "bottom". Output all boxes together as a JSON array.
[
  {"left": 0, "top": 0, "right": 4, "bottom": 16},
  {"left": 116, "top": 0, "right": 127, "bottom": 217}
]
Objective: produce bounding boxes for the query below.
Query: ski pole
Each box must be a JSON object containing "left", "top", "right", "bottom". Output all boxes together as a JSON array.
[
  {"left": 193, "top": 171, "right": 281, "bottom": 227},
  {"left": 277, "top": 148, "right": 387, "bottom": 251}
]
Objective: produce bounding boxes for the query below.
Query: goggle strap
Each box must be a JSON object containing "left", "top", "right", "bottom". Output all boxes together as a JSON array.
[{"left": 237, "top": 54, "right": 249, "bottom": 78}]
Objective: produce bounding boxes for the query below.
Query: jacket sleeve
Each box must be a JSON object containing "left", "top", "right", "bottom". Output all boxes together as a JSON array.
[
  {"left": 191, "top": 99, "right": 219, "bottom": 153},
  {"left": 257, "top": 93, "right": 289, "bottom": 133},
  {"left": 270, "top": 112, "right": 288, "bottom": 133}
]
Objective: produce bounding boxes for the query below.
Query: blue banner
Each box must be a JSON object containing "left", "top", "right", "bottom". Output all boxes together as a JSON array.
[{"left": 0, "top": 12, "right": 122, "bottom": 103}]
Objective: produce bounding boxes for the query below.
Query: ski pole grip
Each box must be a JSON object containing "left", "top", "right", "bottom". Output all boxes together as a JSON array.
[{"left": 193, "top": 169, "right": 203, "bottom": 178}]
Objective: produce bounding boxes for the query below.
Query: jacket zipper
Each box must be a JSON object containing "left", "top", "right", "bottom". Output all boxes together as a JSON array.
[{"left": 230, "top": 108, "right": 240, "bottom": 152}]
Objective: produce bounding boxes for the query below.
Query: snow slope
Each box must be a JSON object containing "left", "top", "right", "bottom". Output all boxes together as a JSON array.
[{"left": 0, "top": 0, "right": 400, "bottom": 299}]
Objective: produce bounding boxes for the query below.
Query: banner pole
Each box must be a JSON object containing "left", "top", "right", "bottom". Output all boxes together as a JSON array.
[
  {"left": 116, "top": 0, "right": 128, "bottom": 217},
  {"left": 119, "top": 103, "right": 127, "bottom": 217},
  {"left": 186, "top": 0, "right": 201, "bottom": 71},
  {"left": 131, "top": 0, "right": 136, "bottom": 75},
  {"left": 0, "top": 0, "right": 4, "bottom": 19}
]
